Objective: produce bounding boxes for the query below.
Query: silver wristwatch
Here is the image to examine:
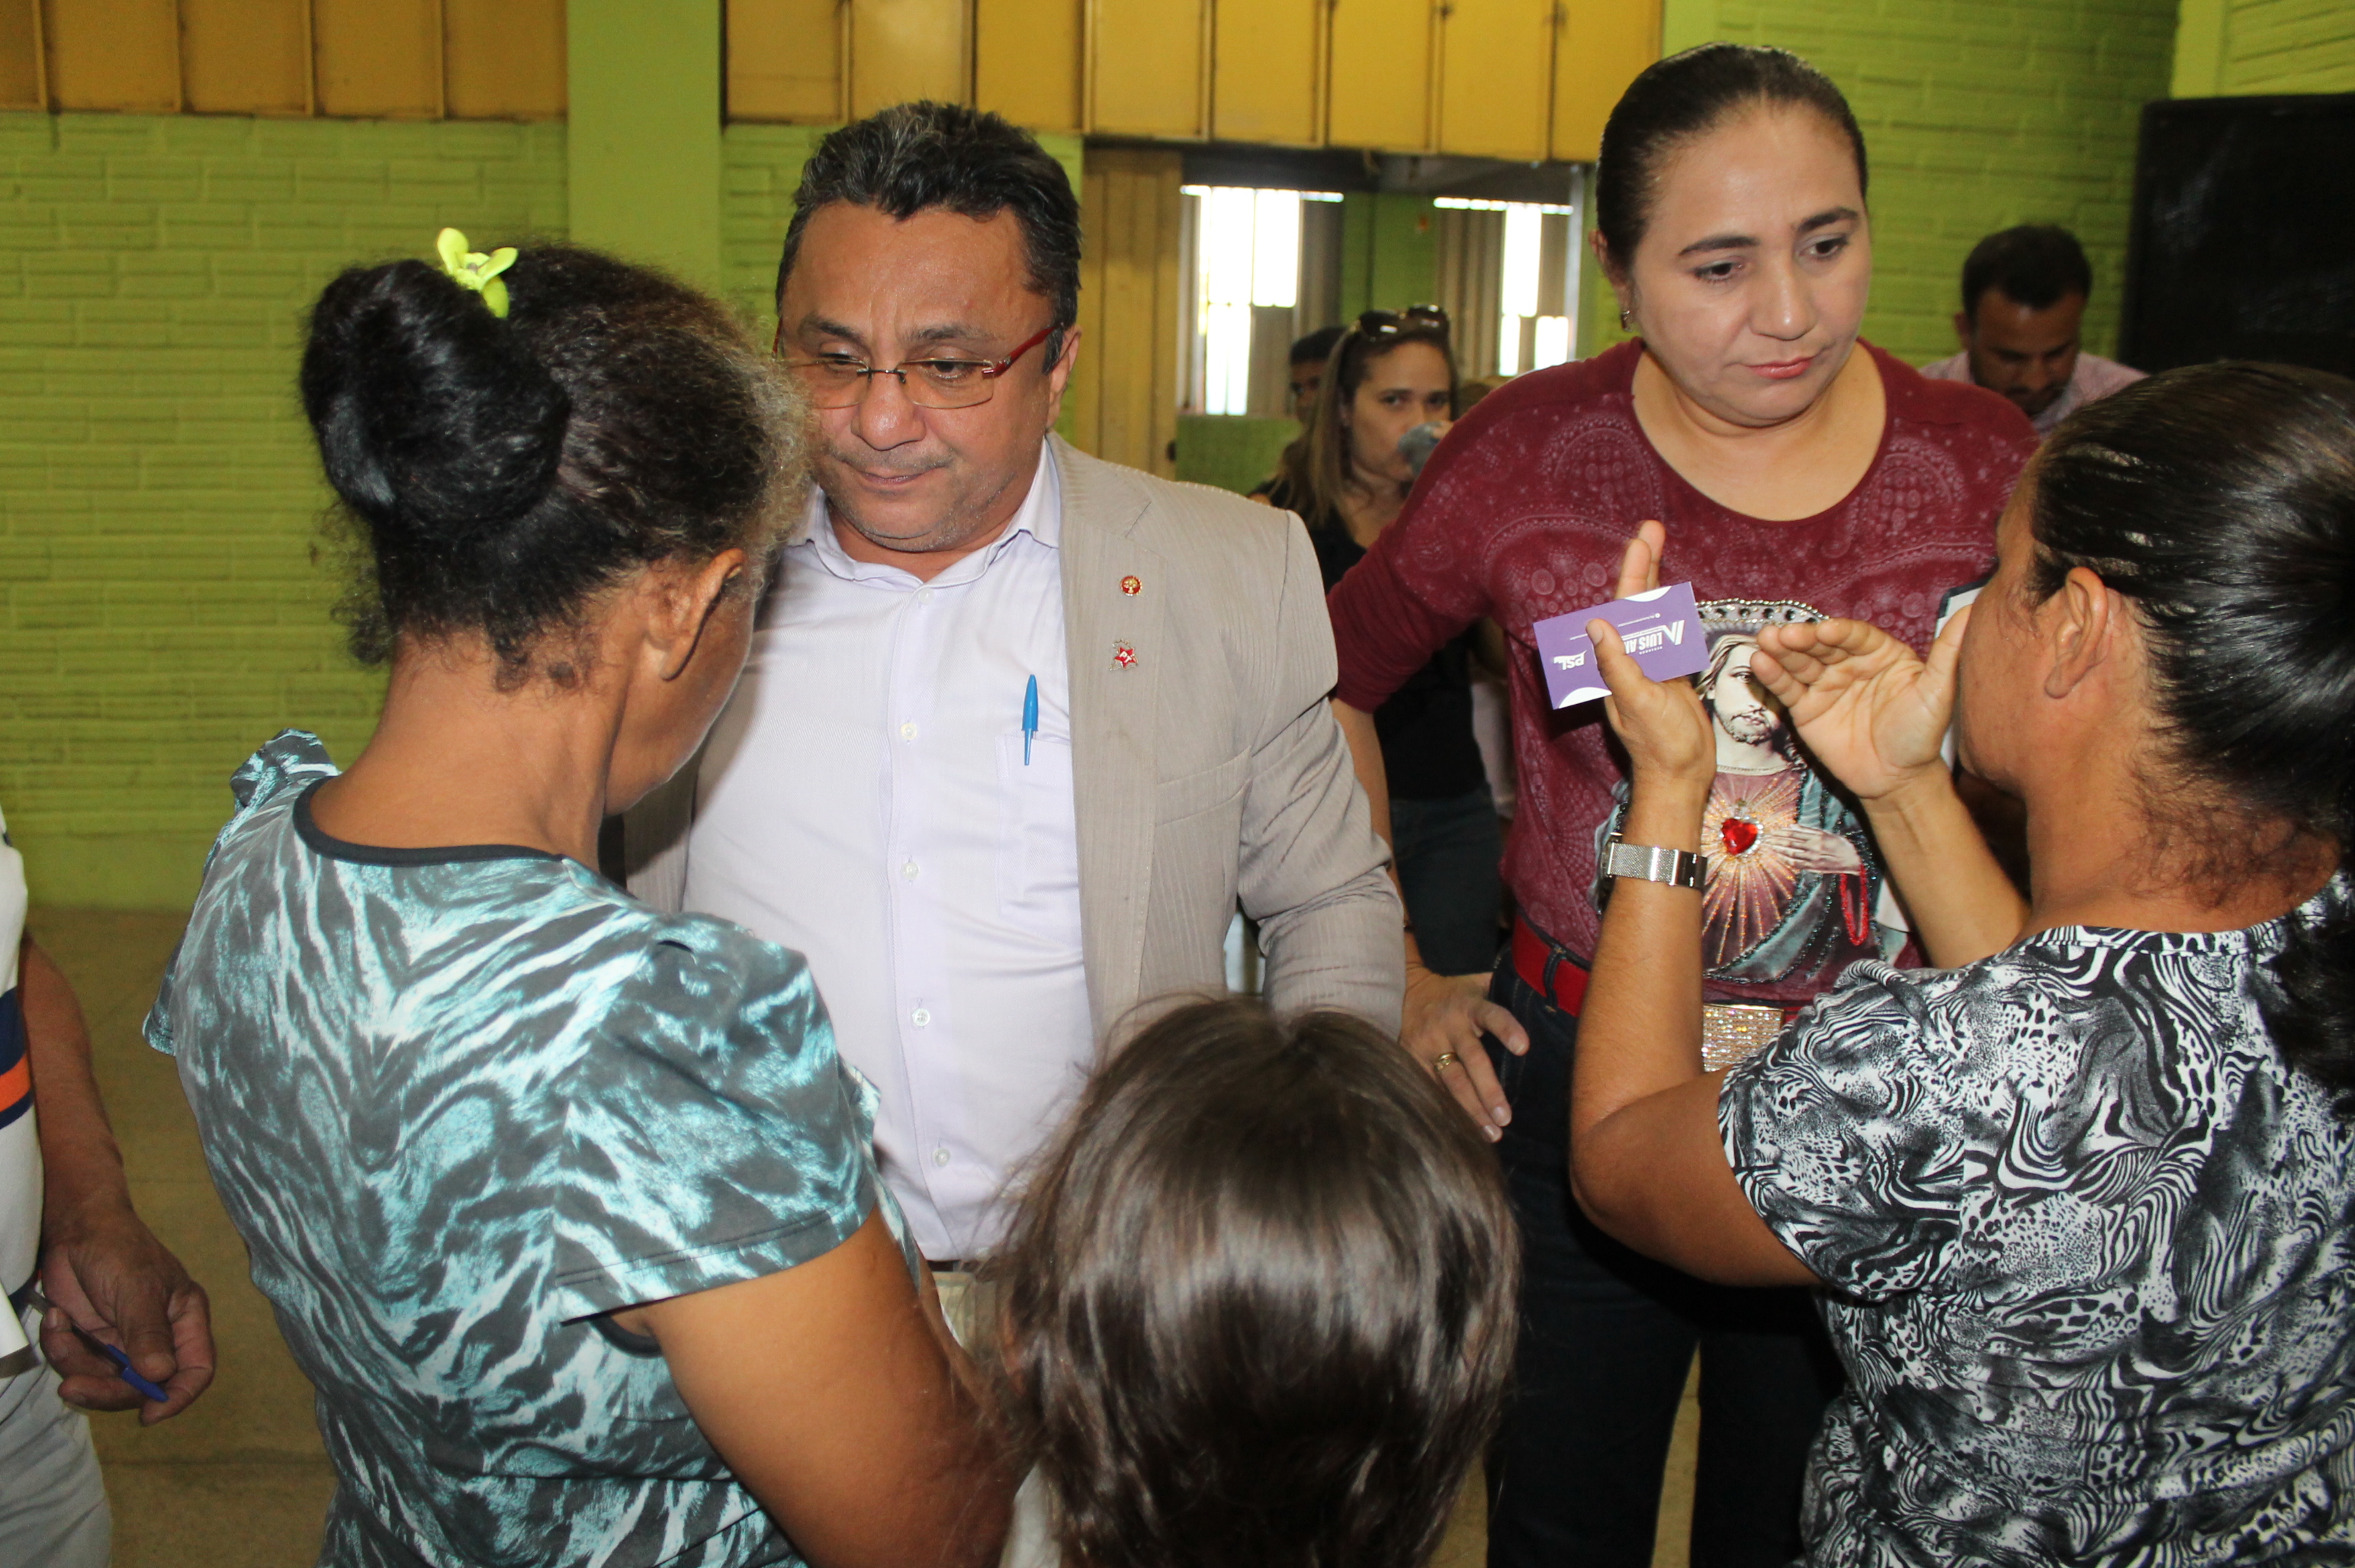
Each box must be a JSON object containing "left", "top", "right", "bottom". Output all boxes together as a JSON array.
[{"left": 1602, "top": 837, "right": 1704, "bottom": 892}]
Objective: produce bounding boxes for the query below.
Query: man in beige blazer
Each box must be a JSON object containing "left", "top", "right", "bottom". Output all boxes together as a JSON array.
[{"left": 626, "top": 104, "right": 1399, "bottom": 1270}]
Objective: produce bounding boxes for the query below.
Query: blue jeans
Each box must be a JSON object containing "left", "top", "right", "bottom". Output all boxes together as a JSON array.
[
  {"left": 1480, "top": 960, "right": 1839, "bottom": 1568},
  {"left": 1391, "top": 785, "right": 1504, "bottom": 978}
]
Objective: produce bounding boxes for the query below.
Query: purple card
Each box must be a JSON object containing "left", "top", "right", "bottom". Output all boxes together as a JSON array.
[{"left": 1531, "top": 582, "right": 1706, "bottom": 708}]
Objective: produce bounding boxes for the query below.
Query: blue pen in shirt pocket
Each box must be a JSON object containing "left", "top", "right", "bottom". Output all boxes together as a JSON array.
[{"left": 1022, "top": 673, "right": 1039, "bottom": 765}]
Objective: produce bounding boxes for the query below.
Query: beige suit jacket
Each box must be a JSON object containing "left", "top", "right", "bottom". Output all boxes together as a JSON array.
[{"left": 626, "top": 435, "right": 1403, "bottom": 1037}]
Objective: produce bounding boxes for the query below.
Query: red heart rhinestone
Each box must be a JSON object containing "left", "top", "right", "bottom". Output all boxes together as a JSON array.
[{"left": 1720, "top": 817, "right": 1759, "bottom": 856}]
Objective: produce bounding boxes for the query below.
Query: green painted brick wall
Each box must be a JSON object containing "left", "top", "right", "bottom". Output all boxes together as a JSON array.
[
  {"left": 0, "top": 114, "right": 1072, "bottom": 908},
  {"left": 0, "top": 113, "right": 568, "bottom": 908}
]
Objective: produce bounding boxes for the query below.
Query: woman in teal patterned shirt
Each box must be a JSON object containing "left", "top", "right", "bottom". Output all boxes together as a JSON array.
[{"left": 146, "top": 241, "right": 1012, "bottom": 1567}]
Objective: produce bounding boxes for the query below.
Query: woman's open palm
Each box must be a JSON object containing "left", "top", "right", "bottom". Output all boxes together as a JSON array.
[{"left": 1751, "top": 610, "right": 1968, "bottom": 801}]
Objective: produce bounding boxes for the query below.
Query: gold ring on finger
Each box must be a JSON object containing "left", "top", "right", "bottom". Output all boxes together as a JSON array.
[{"left": 1431, "top": 1051, "right": 1461, "bottom": 1075}]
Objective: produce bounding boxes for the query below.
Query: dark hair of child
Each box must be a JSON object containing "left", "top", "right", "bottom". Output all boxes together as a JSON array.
[
  {"left": 300, "top": 244, "right": 801, "bottom": 683},
  {"left": 2028, "top": 361, "right": 2355, "bottom": 1110},
  {"left": 984, "top": 998, "right": 1519, "bottom": 1568}
]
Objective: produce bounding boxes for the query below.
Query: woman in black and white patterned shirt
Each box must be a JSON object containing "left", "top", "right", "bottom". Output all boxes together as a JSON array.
[{"left": 1563, "top": 361, "right": 2355, "bottom": 1566}]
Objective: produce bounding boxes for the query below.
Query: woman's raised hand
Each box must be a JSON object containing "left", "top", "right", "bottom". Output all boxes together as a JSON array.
[
  {"left": 1591, "top": 521, "right": 1714, "bottom": 792},
  {"left": 1750, "top": 609, "right": 1967, "bottom": 802},
  {"left": 1615, "top": 519, "right": 1666, "bottom": 600}
]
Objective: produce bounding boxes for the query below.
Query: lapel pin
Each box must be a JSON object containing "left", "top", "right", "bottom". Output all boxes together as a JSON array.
[
  {"left": 1113, "top": 641, "right": 1138, "bottom": 669},
  {"left": 1120, "top": 574, "right": 1142, "bottom": 596}
]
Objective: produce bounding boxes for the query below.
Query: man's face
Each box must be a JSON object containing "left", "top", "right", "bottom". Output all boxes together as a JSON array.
[
  {"left": 777, "top": 204, "right": 1075, "bottom": 567},
  {"left": 1289, "top": 358, "right": 1325, "bottom": 425},
  {"left": 1709, "top": 643, "right": 1781, "bottom": 748},
  {"left": 1955, "top": 288, "right": 2085, "bottom": 419}
]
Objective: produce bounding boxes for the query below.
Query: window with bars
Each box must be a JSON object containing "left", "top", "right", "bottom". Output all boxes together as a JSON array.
[
  {"left": 1181, "top": 185, "right": 1344, "bottom": 417},
  {"left": 1434, "top": 194, "right": 1580, "bottom": 378}
]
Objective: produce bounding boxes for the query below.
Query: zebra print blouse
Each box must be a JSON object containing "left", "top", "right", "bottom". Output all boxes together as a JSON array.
[
  {"left": 149, "top": 731, "right": 885, "bottom": 1566},
  {"left": 1721, "top": 884, "right": 2355, "bottom": 1566}
]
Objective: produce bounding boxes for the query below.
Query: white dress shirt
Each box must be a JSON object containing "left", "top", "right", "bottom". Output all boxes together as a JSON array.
[
  {"left": 683, "top": 447, "right": 1091, "bottom": 1261},
  {"left": 1918, "top": 348, "right": 2148, "bottom": 436}
]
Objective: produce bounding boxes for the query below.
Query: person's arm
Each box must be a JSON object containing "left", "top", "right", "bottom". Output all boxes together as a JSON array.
[
  {"left": 1563, "top": 532, "right": 1815, "bottom": 1287},
  {"left": 1749, "top": 614, "right": 2028, "bottom": 967},
  {"left": 21, "top": 936, "right": 214, "bottom": 1421},
  {"left": 1239, "top": 519, "right": 1406, "bottom": 1030},
  {"left": 1331, "top": 697, "right": 1525, "bottom": 1138},
  {"left": 1320, "top": 462, "right": 1544, "bottom": 1129},
  {"left": 623, "top": 1210, "right": 1012, "bottom": 1568}
]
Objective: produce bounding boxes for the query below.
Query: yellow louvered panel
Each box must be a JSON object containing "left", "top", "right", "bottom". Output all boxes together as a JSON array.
[
  {"left": 445, "top": 0, "right": 566, "bottom": 120},
  {"left": 975, "top": 0, "right": 1081, "bottom": 132},
  {"left": 180, "top": 0, "right": 309, "bottom": 115},
  {"left": 728, "top": 0, "right": 845, "bottom": 123},
  {"left": 849, "top": 0, "right": 968, "bottom": 117},
  {"left": 313, "top": 0, "right": 442, "bottom": 118},
  {"left": 1327, "top": 0, "right": 1433, "bottom": 153},
  {"left": 0, "top": 0, "right": 42, "bottom": 108},
  {"left": 1550, "top": 0, "right": 1656, "bottom": 162},
  {"left": 1436, "top": 0, "right": 1552, "bottom": 159},
  {"left": 1071, "top": 146, "right": 1181, "bottom": 474},
  {"left": 1088, "top": 0, "right": 1206, "bottom": 138},
  {"left": 1212, "top": 0, "right": 1319, "bottom": 146},
  {"left": 46, "top": 0, "right": 178, "bottom": 111}
]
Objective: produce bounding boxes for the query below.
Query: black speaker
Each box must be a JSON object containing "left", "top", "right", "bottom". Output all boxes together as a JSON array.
[{"left": 2121, "top": 93, "right": 2355, "bottom": 375}]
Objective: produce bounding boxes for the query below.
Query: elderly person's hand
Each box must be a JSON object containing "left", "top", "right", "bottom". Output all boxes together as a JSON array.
[
  {"left": 39, "top": 1201, "right": 214, "bottom": 1422},
  {"left": 1751, "top": 611, "right": 1965, "bottom": 803}
]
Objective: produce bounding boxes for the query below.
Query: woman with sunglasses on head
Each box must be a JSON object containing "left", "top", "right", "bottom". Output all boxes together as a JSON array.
[
  {"left": 1573, "top": 361, "right": 2355, "bottom": 1565},
  {"left": 1324, "top": 43, "right": 2038, "bottom": 1568},
  {"left": 1264, "top": 309, "right": 1504, "bottom": 978},
  {"left": 146, "top": 238, "right": 1012, "bottom": 1568}
]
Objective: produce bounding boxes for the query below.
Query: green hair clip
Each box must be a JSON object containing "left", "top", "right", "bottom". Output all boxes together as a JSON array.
[{"left": 435, "top": 227, "right": 518, "bottom": 318}]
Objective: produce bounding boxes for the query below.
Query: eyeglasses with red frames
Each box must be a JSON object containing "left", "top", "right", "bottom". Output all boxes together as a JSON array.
[{"left": 779, "top": 325, "right": 1059, "bottom": 410}]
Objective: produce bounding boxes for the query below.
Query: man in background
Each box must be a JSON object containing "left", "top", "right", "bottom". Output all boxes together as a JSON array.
[
  {"left": 1286, "top": 324, "right": 1347, "bottom": 425},
  {"left": 628, "top": 104, "right": 1399, "bottom": 1287},
  {"left": 1920, "top": 223, "right": 2144, "bottom": 437}
]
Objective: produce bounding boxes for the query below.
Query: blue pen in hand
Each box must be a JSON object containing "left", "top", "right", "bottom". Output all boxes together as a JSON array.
[
  {"left": 24, "top": 1284, "right": 169, "bottom": 1403},
  {"left": 1022, "top": 674, "right": 1039, "bottom": 765}
]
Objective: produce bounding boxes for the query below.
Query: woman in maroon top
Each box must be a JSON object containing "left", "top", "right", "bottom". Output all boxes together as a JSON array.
[{"left": 1327, "top": 44, "right": 2035, "bottom": 1568}]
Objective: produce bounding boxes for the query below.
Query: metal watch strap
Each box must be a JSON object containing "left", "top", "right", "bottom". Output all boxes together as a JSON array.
[{"left": 1602, "top": 839, "right": 1704, "bottom": 892}]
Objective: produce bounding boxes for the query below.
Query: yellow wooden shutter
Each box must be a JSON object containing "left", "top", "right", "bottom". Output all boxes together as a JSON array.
[
  {"left": 1436, "top": 0, "right": 1552, "bottom": 159},
  {"left": 1327, "top": 0, "right": 1434, "bottom": 153},
  {"left": 1550, "top": 0, "right": 1656, "bottom": 162},
  {"left": 1212, "top": 0, "right": 1321, "bottom": 147}
]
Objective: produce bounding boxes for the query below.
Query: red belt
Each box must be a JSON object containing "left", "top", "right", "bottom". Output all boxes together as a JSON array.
[
  {"left": 1511, "top": 916, "right": 1591, "bottom": 1014},
  {"left": 1509, "top": 914, "right": 1807, "bottom": 1030}
]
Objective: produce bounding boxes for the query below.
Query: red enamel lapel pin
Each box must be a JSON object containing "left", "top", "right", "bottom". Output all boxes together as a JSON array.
[
  {"left": 1120, "top": 574, "right": 1142, "bottom": 596},
  {"left": 1113, "top": 641, "right": 1138, "bottom": 668}
]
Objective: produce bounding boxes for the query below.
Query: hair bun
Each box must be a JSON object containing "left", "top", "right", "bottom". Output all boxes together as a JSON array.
[{"left": 300, "top": 259, "right": 570, "bottom": 545}]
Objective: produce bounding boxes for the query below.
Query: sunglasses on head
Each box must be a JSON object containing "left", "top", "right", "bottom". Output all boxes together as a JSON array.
[{"left": 1355, "top": 305, "right": 1450, "bottom": 339}]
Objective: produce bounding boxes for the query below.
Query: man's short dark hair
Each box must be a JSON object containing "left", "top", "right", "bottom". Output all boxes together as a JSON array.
[
  {"left": 1961, "top": 224, "right": 2094, "bottom": 316},
  {"left": 776, "top": 101, "right": 1081, "bottom": 366},
  {"left": 1290, "top": 324, "right": 1346, "bottom": 368}
]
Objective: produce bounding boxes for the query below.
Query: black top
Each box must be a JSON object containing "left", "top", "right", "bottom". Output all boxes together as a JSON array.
[{"left": 1285, "top": 486, "right": 1486, "bottom": 802}]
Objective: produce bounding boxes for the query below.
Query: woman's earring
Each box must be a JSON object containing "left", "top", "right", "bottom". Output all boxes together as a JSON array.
[{"left": 1618, "top": 307, "right": 1633, "bottom": 330}]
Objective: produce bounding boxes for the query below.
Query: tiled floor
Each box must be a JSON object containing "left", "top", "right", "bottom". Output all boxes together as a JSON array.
[{"left": 34, "top": 906, "right": 1698, "bottom": 1568}]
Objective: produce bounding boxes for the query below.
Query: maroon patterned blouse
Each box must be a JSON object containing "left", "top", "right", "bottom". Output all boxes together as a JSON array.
[{"left": 1328, "top": 339, "right": 2036, "bottom": 1004}]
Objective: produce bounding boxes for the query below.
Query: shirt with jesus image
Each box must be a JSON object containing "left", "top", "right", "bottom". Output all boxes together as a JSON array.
[{"left": 1592, "top": 600, "right": 1908, "bottom": 992}]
